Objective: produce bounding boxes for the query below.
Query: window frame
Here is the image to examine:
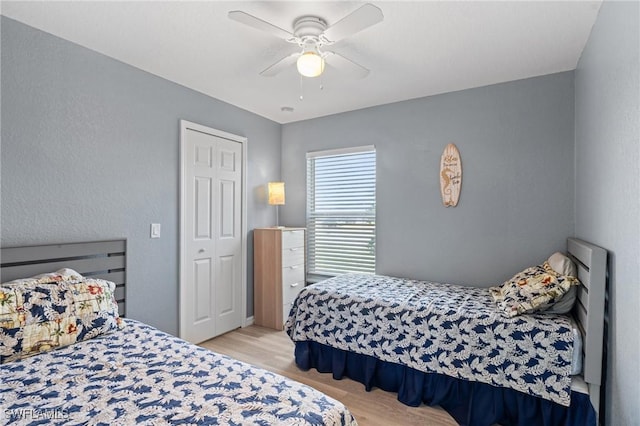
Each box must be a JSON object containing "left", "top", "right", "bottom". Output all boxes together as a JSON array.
[{"left": 306, "top": 145, "right": 376, "bottom": 281}]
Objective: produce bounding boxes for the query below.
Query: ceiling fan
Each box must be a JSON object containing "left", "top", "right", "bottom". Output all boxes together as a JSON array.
[{"left": 228, "top": 3, "right": 383, "bottom": 79}]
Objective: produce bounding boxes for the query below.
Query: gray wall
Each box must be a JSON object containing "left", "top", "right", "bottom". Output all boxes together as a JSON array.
[
  {"left": 282, "top": 72, "right": 575, "bottom": 286},
  {"left": 574, "top": 1, "right": 640, "bottom": 424},
  {"left": 0, "top": 17, "right": 281, "bottom": 334}
]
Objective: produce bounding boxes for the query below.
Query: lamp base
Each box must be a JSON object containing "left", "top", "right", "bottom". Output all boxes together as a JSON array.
[{"left": 274, "top": 205, "right": 283, "bottom": 228}]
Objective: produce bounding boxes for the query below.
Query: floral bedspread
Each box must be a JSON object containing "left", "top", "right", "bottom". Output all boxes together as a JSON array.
[
  {"left": 285, "top": 274, "right": 575, "bottom": 407},
  {"left": 1, "top": 319, "right": 357, "bottom": 425}
]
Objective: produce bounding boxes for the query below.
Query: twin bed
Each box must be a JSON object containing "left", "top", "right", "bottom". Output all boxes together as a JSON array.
[
  {"left": 1, "top": 238, "right": 606, "bottom": 425},
  {"left": 286, "top": 238, "right": 606, "bottom": 426},
  {"left": 0, "top": 240, "right": 356, "bottom": 425}
]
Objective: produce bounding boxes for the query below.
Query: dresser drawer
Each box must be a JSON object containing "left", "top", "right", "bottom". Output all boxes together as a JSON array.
[
  {"left": 282, "top": 229, "right": 304, "bottom": 249},
  {"left": 282, "top": 263, "right": 304, "bottom": 285},
  {"left": 282, "top": 247, "right": 304, "bottom": 267},
  {"left": 283, "top": 279, "right": 304, "bottom": 305}
]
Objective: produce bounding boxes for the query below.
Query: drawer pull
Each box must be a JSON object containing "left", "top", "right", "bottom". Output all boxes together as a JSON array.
[
  {"left": 289, "top": 247, "right": 302, "bottom": 252},
  {"left": 288, "top": 265, "right": 301, "bottom": 270},
  {"left": 290, "top": 282, "right": 300, "bottom": 288}
]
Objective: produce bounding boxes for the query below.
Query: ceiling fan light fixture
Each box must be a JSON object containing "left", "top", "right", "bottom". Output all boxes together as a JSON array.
[{"left": 296, "top": 51, "right": 325, "bottom": 78}]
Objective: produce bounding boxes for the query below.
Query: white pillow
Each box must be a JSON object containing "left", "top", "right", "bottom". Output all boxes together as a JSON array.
[
  {"left": 544, "top": 252, "right": 578, "bottom": 314},
  {"left": 548, "top": 252, "right": 577, "bottom": 277}
]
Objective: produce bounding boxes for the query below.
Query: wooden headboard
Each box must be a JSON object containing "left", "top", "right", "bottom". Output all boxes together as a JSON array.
[
  {"left": 567, "top": 237, "right": 607, "bottom": 421},
  {"left": 0, "top": 240, "right": 127, "bottom": 316}
]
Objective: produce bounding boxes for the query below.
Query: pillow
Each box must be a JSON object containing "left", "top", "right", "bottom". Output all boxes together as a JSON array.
[
  {"left": 544, "top": 252, "right": 579, "bottom": 314},
  {"left": 490, "top": 261, "right": 580, "bottom": 317},
  {"left": 0, "top": 276, "right": 123, "bottom": 364},
  {"left": 2, "top": 268, "right": 83, "bottom": 286},
  {"left": 548, "top": 252, "right": 578, "bottom": 277},
  {"left": 544, "top": 285, "right": 577, "bottom": 314}
]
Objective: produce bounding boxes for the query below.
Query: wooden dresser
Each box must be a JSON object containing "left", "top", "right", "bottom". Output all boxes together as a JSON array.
[{"left": 253, "top": 227, "right": 306, "bottom": 330}]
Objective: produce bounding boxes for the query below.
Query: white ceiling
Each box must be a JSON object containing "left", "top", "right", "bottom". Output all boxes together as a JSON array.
[{"left": 2, "top": 1, "right": 601, "bottom": 124}]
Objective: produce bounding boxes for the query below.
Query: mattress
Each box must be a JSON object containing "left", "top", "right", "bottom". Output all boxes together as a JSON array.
[
  {"left": 1, "top": 319, "right": 357, "bottom": 425},
  {"left": 570, "top": 316, "right": 584, "bottom": 376}
]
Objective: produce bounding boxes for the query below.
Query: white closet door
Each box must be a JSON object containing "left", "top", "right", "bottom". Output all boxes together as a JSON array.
[
  {"left": 212, "top": 138, "right": 242, "bottom": 335},
  {"left": 180, "top": 121, "right": 245, "bottom": 343}
]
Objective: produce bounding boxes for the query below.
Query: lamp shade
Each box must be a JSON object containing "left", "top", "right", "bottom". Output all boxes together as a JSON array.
[
  {"left": 268, "top": 182, "right": 285, "bottom": 205},
  {"left": 296, "top": 52, "right": 325, "bottom": 78}
]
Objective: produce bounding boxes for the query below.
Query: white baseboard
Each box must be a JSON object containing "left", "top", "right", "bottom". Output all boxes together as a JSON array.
[{"left": 243, "top": 316, "right": 254, "bottom": 327}]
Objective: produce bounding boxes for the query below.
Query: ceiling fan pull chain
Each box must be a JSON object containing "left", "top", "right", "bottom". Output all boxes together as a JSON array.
[{"left": 299, "top": 75, "right": 304, "bottom": 101}]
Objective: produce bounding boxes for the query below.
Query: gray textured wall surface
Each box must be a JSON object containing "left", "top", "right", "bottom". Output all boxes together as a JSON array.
[
  {"left": 1, "top": 17, "right": 281, "bottom": 334},
  {"left": 282, "top": 72, "right": 576, "bottom": 286},
  {"left": 574, "top": 1, "right": 640, "bottom": 424}
]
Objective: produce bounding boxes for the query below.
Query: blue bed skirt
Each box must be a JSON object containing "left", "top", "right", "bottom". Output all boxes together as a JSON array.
[{"left": 294, "top": 340, "right": 596, "bottom": 426}]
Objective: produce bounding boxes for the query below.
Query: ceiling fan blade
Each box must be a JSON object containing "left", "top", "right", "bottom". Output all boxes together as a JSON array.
[
  {"left": 322, "top": 3, "right": 383, "bottom": 43},
  {"left": 324, "top": 52, "right": 370, "bottom": 79},
  {"left": 228, "top": 10, "right": 295, "bottom": 41},
  {"left": 259, "top": 52, "right": 299, "bottom": 77}
]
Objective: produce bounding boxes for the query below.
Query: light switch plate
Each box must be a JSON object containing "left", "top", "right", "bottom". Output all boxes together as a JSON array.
[{"left": 151, "top": 223, "right": 161, "bottom": 238}]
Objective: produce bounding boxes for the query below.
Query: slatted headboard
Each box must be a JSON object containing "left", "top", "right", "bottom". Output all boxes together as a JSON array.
[
  {"left": 567, "top": 237, "right": 607, "bottom": 421},
  {"left": 0, "top": 240, "right": 127, "bottom": 316}
]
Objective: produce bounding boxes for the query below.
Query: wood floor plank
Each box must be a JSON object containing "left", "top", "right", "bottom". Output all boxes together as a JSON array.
[{"left": 200, "top": 325, "right": 457, "bottom": 426}]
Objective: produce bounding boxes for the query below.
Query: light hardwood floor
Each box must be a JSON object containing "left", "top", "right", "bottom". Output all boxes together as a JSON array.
[{"left": 200, "top": 325, "right": 457, "bottom": 426}]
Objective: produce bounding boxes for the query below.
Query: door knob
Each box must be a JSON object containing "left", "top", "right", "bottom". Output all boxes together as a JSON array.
[{"left": 198, "top": 248, "right": 205, "bottom": 253}]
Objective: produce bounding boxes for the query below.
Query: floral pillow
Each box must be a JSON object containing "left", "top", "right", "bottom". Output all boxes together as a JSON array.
[
  {"left": 2, "top": 268, "right": 83, "bottom": 287},
  {"left": 490, "top": 261, "right": 580, "bottom": 317},
  {"left": 0, "top": 273, "right": 123, "bottom": 364}
]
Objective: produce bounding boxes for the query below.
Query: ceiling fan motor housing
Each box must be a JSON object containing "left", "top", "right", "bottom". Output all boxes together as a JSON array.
[{"left": 293, "top": 16, "right": 328, "bottom": 46}]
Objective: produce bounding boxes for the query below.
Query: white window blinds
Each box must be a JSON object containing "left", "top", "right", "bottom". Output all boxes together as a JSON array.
[{"left": 306, "top": 146, "right": 376, "bottom": 277}]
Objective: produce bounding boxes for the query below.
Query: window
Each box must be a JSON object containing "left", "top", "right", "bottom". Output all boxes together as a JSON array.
[{"left": 306, "top": 146, "right": 376, "bottom": 278}]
